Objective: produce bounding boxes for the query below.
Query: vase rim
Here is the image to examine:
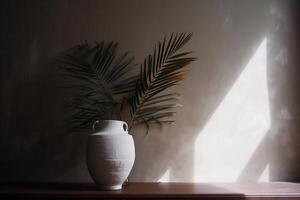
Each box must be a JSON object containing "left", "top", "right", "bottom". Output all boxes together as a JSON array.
[
  {"left": 89, "top": 132, "right": 131, "bottom": 137},
  {"left": 91, "top": 119, "right": 129, "bottom": 135},
  {"left": 97, "top": 119, "right": 125, "bottom": 122}
]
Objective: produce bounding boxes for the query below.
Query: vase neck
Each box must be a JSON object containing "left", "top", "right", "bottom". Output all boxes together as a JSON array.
[{"left": 94, "top": 120, "right": 128, "bottom": 135}]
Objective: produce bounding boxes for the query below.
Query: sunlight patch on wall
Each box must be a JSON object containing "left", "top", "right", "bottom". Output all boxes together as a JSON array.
[
  {"left": 258, "top": 163, "right": 270, "bottom": 182},
  {"left": 158, "top": 168, "right": 171, "bottom": 182},
  {"left": 194, "top": 38, "right": 270, "bottom": 182}
]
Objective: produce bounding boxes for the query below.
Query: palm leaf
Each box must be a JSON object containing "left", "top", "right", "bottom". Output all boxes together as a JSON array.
[
  {"left": 60, "top": 42, "right": 136, "bottom": 132},
  {"left": 127, "top": 33, "right": 196, "bottom": 130}
]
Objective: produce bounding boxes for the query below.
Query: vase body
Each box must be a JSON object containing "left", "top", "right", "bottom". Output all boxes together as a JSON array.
[{"left": 87, "top": 120, "right": 135, "bottom": 190}]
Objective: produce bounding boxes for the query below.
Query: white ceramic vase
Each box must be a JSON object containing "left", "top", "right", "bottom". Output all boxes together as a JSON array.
[{"left": 86, "top": 120, "right": 135, "bottom": 190}]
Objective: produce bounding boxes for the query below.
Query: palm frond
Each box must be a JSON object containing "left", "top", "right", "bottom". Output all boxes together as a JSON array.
[
  {"left": 127, "top": 33, "right": 196, "bottom": 129},
  {"left": 60, "top": 34, "right": 196, "bottom": 134},
  {"left": 60, "top": 41, "right": 136, "bottom": 132}
]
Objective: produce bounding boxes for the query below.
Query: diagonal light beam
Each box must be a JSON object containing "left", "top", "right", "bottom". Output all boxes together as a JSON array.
[{"left": 194, "top": 38, "right": 270, "bottom": 182}]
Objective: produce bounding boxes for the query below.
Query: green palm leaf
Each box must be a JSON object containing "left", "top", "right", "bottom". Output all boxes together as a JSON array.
[
  {"left": 127, "top": 33, "right": 196, "bottom": 131},
  {"left": 60, "top": 42, "right": 136, "bottom": 132}
]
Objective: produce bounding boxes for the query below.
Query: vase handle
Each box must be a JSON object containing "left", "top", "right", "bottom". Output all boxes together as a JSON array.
[
  {"left": 92, "top": 120, "right": 100, "bottom": 132},
  {"left": 123, "top": 122, "right": 128, "bottom": 132}
]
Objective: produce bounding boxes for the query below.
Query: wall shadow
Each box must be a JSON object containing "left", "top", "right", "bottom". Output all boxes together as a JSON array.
[
  {"left": 266, "top": 0, "right": 300, "bottom": 182},
  {"left": 237, "top": 132, "right": 271, "bottom": 181},
  {"left": 0, "top": 1, "right": 90, "bottom": 182}
]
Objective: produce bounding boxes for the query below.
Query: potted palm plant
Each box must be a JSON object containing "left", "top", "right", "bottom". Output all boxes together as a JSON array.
[{"left": 60, "top": 33, "right": 196, "bottom": 190}]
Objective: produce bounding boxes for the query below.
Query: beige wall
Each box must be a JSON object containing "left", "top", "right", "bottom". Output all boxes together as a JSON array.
[{"left": 0, "top": 0, "right": 299, "bottom": 182}]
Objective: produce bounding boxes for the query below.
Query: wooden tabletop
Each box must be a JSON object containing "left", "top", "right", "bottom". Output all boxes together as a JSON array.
[{"left": 1, "top": 182, "right": 300, "bottom": 199}]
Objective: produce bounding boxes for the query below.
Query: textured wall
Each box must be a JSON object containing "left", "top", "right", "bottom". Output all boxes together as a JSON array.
[{"left": 0, "top": 0, "right": 299, "bottom": 182}]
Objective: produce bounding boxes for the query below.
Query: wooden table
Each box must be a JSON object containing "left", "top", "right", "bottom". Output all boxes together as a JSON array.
[{"left": 1, "top": 182, "right": 300, "bottom": 199}]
